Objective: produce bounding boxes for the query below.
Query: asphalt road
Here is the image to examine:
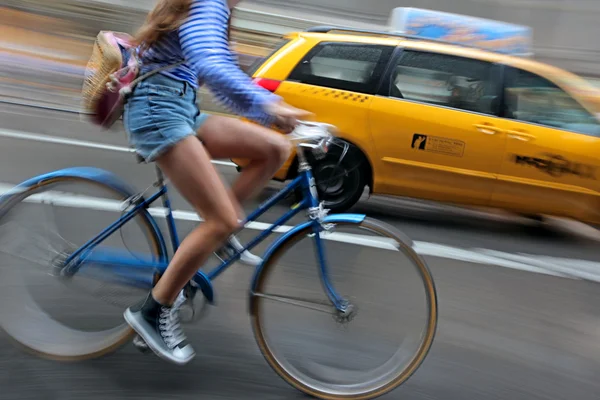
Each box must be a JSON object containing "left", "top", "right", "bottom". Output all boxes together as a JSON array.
[{"left": 1, "top": 103, "right": 600, "bottom": 400}]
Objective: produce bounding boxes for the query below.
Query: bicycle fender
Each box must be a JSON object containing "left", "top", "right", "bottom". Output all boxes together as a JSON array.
[
  {"left": 0, "top": 167, "right": 169, "bottom": 261},
  {"left": 0, "top": 167, "right": 138, "bottom": 200}
]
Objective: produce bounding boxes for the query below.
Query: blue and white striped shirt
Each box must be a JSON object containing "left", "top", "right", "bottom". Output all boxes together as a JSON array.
[{"left": 139, "top": 0, "right": 279, "bottom": 126}]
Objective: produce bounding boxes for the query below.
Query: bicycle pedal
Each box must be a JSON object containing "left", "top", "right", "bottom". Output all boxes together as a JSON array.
[{"left": 132, "top": 334, "right": 151, "bottom": 353}]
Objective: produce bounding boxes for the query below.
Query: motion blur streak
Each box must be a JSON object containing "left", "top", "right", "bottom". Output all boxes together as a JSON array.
[{"left": 2, "top": 1, "right": 600, "bottom": 400}]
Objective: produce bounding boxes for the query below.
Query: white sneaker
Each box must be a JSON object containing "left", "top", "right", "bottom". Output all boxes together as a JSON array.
[
  {"left": 124, "top": 293, "right": 195, "bottom": 366},
  {"left": 132, "top": 289, "right": 190, "bottom": 353},
  {"left": 215, "top": 235, "right": 263, "bottom": 266}
]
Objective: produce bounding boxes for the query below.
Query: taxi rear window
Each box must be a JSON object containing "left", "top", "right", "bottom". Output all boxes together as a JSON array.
[{"left": 246, "top": 39, "right": 292, "bottom": 76}]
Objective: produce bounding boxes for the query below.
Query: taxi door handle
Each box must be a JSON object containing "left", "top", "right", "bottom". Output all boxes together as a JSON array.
[
  {"left": 506, "top": 130, "right": 536, "bottom": 142},
  {"left": 474, "top": 124, "right": 502, "bottom": 135}
]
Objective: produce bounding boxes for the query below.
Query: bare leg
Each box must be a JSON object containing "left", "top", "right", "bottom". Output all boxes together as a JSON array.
[
  {"left": 124, "top": 119, "right": 289, "bottom": 364},
  {"left": 152, "top": 135, "right": 240, "bottom": 305},
  {"left": 124, "top": 134, "right": 241, "bottom": 365},
  {"left": 198, "top": 116, "right": 291, "bottom": 211}
]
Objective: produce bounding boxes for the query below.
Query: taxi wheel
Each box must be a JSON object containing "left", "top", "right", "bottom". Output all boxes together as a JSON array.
[{"left": 307, "top": 146, "right": 367, "bottom": 213}]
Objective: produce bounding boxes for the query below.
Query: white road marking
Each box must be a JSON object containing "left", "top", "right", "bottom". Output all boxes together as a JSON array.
[
  {"left": 0, "top": 128, "right": 131, "bottom": 153},
  {"left": 0, "top": 128, "right": 237, "bottom": 167},
  {"left": 413, "top": 242, "right": 567, "bottom": 278},
  {"left": 478, "top": 250, "right": 586, "bottom": 281},
  {"left": 0, "top": 184, "right": 395, "bottom": 249},
  {"left": 1, "top": 182, "right": 600, "bottom": 282}
]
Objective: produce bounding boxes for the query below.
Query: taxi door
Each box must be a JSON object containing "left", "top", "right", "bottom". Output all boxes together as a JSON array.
[
  {"left": 491, "top": 67, "right": 600, "bottom": 221},
  {"left": 368, "top": 49, "right": 507, "bottom": 206}
]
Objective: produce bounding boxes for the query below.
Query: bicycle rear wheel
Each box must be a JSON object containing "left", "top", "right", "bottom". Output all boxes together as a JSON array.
[
  {"left": 0, "top": 174, "right": 165, "bottom": 360},
  {"left": 250, "top": 217, "right": 437, "bottom": 399}
]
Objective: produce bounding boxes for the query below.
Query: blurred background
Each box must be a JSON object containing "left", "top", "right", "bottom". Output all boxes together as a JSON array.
[
  {"left": 2, "top": 1, "right": 600, "bottom": 400},
  {"left": 3, "top": 0, "right": 600, "bottom": 112}
]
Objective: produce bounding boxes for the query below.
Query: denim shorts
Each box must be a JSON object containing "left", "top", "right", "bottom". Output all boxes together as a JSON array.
[{"left": 123, "top": 73, "right": 209, "bottom": 162}]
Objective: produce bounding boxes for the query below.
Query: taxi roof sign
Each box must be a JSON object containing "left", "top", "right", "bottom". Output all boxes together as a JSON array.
[{"left": 389, "top": 8, "right": 533, "bottom": 56}]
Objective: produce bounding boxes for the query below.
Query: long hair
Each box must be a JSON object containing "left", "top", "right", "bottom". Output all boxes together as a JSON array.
[{"left": 134, "top": 0, "right": 232, "bottom": 53}]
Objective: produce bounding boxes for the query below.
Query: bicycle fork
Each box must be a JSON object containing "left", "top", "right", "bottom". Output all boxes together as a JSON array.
[{"left": 310, "top": 219, "right": 357, "bottom": 322}]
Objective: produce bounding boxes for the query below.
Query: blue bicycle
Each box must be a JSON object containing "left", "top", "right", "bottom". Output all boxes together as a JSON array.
[{"left": 0, "top": 122, "right": 437, "bottom": 399}]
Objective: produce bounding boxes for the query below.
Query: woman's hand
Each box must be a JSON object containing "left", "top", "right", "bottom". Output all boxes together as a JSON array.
[{"left": 265, "top": 101, "right": 313, "bottom": 133}]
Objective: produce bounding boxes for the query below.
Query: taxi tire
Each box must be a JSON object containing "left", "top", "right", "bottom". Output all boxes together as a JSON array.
[{"left": 304, "top": 145, "right": 367, "bottom": 214}]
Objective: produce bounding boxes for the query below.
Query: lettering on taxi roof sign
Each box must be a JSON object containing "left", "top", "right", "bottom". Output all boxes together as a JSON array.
[
  {"left": 412, "top": 134, "right": 465, "bottom": 157},
  {"left": 389, "top": 8, "right": 533, "bottom": 56}
]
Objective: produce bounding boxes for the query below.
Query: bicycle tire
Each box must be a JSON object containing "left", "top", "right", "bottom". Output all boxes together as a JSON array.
[
  {"left": 0, "top": 171, "right": 166, "bottom": 361},
  {"left": 250, "top": 217, "right": 438, "bottom": 399}
]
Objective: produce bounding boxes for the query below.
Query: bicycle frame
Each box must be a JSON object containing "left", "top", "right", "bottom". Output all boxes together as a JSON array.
[{"left": 61, "top": 157, "right": 348, "bottom": 310}]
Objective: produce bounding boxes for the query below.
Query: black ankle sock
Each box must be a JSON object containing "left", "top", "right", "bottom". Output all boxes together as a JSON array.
[{"left": 137, "top": 292, "right": 168, "bottom": 317}]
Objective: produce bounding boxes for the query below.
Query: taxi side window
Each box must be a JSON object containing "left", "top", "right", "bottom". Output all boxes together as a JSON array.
[
  {"left": 389, "top": 50, "right": 499, "bottom": 115},
  {"left": 288, "top": 43, "right": 393, "bottom": 94},
  {"left": 503, "top": 68, "right": 600, "bottom": 136}
]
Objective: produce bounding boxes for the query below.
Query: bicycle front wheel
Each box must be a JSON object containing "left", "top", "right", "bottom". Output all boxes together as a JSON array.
[{"left": 251, "top": 217, "right": 437, "bottom": 399}]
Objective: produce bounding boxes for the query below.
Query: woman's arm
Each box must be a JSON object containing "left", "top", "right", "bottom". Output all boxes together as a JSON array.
[{"left": 179, "top": 0, "right": 279, "bottom": 126}]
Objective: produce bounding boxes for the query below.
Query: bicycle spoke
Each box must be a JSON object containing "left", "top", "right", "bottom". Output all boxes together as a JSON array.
[
  {"left": 0, "top": 221, "right": 63, "bottom": 267},
  {"left": 253, "top": 292, "right": 335, "bottom": 314}
]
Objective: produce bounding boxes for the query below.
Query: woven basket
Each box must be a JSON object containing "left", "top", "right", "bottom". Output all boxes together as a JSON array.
[{"left": 81, "top": 31, "right": 128, "bottom": 114}]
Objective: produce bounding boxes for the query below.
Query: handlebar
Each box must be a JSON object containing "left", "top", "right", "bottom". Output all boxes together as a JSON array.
[
  {"left": 287, "top": 121, "right": 336, "bottom": 142},
  {"left": 286, "top": 121, "right": 338, "bottom": 163},
  {"left": 285, "top": 121, "right": 363, "bottom": 189}
]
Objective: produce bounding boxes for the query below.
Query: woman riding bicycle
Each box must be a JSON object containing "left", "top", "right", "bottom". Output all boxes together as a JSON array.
[{"left": 123, "top": 0, "right": 310, "bottom": 365}]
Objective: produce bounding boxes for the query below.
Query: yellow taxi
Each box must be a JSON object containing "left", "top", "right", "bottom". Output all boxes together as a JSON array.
[{"left": 233, "top": 10, "right": 600, "bottom": 224}]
